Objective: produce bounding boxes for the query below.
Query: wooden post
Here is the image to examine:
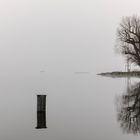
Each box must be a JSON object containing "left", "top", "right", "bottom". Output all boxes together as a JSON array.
[{"left": 36, "top": 95, "right": 47, "bottom": 129}]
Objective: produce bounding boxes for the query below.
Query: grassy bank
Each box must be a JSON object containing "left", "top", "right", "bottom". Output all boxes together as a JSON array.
[{"left": 97, "top": 71, "right": 140, "bottom": 78}]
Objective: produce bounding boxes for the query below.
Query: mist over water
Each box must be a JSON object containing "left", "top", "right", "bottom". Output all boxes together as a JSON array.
[
  {"left": 0, "top": 71, "right": 140, "bottom": 140},
  {"left": 1, "top": 0, "right": 140, "bottom": 139}
]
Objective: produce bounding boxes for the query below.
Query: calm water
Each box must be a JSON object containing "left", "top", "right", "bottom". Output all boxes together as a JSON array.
[{"left": 0, "top": 72, "right": 140, "bottom": 140}]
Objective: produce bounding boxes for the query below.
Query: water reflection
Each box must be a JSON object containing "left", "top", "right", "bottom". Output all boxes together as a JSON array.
[
  {"left": 116, "top": 79, "right": 140, "bottom": 134},
  {"left": 36, "top": 111, "right": 47, "bottom": 129}
]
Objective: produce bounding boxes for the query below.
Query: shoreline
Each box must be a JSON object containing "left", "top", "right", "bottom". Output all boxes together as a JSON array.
[{"left": 97, "top": 71, "right": 140, "bottom": 78}]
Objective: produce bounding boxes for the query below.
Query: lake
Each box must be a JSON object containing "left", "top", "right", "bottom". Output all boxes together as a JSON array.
[{"left": 0, "top": 72, "right": 140, "bottom": 140}]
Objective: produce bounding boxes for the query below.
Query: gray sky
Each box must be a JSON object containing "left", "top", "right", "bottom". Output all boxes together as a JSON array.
[{"left": 0, "top": 0, "right": 140, "bottom": 75}]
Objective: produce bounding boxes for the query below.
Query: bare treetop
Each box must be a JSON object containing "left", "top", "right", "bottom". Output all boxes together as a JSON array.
[{"left": 116, "top": 15, "right": 140, "bottom": 66}]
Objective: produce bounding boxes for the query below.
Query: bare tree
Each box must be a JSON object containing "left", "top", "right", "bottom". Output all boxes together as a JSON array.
[{"left": 116, "top": 15, "right": 140, "bottom": 66}]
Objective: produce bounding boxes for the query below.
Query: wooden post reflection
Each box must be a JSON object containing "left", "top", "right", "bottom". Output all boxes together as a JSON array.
[{"left": 36, "top": 95, "right": 47, "bottom": 129}]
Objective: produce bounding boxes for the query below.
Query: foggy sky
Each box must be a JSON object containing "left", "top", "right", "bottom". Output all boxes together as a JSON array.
[{"left": 0, "top": 0, "right": 140, "bottom": 75}]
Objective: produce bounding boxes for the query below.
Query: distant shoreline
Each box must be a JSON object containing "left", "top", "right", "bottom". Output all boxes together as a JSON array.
[
  {"left": 74, "top": 72, "right": 90, "bottom": 74},
  {"left": 97, "top": 71, "right": 140, "bottom": 78}
]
